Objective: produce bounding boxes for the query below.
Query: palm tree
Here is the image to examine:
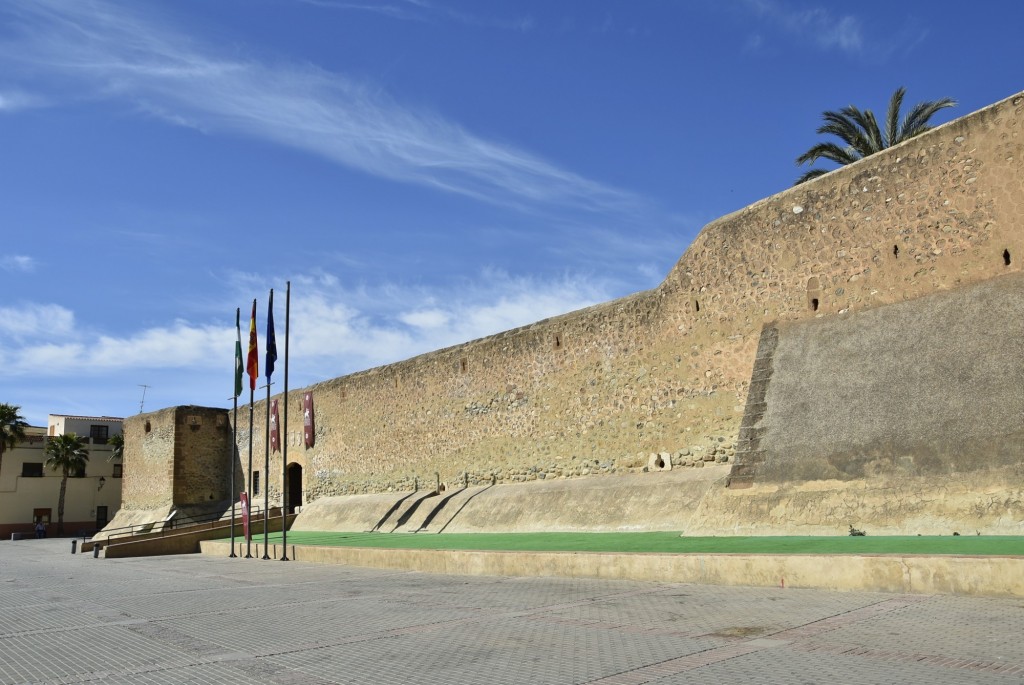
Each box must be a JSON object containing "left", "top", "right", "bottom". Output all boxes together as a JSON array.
[
  {"left": 0, "top": 403, "right": 28, "bottom": 473},
  {"left": 107, "top": 432, "right": 124, "bottom": 462},
  {"left": 795, "top": 87, "right": 956, "bottom": 185},
  {"left": 44, "top": 433, "right": 89, "bottom": 535}
]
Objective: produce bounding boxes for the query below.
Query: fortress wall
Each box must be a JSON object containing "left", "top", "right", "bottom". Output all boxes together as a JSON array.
[
  {"left": 688, "top": 274, "right": 1024, "bottom": 536},
  {"left": 122, "top": 406, "right": 178, "bottom": 510},
  {"left": 170, "top": 406, "right": 234, "bottom": 506},
  {"left": 122, "top": 406, "right": 233, "bottom": 511},
  {"left": 733, "top": 272, "right": 1024, "bottom": 484},
  {"left": 238, "top": 91, "right": 1023, "bottom": 506}
]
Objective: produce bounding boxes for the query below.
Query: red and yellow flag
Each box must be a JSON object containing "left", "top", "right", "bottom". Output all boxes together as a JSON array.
[{"left": 246, "top": 299, "right": 259, "bottom": 391}]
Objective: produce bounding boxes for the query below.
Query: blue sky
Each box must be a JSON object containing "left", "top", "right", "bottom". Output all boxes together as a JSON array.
[{"left": 2, "top": 0, "right": 1021, "bottom": 427}]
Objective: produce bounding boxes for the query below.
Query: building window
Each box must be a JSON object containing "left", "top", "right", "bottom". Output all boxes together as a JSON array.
[
  {"left": 253, "top": 471, "right": 260, "bottom": 496},
  {"left": 33, "top": 508, "right": 51, "bottom": 524},
  {"left": 21, "top": 463, "right": 43, "bottom": 478},
  {"left": 112, "top": 464, "right": 123, "bottom": 478},
  {"left": 90, "top": 425, "right": 109, "bottom": 445}
]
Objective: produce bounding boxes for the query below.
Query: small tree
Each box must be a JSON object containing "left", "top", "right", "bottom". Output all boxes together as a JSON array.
[
  {"left": 794, "top": 87, "right": 956, "bottom": 184},
  {"left": 107, "top": 432, "right": 124, "bottom": 462},
  {"left": 44, "top": 433, "right": 89, "bottom": 535},
  {"left": 0, "top": 403, "right": 28, "bottom": 473}
]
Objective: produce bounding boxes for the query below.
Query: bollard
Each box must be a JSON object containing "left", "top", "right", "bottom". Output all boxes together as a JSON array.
[
  {"left": 71, "top": 540, "right": 77, "bottom": 554},
  {"left": 93, "top": 544, "right": 100, "bottom": 558}
]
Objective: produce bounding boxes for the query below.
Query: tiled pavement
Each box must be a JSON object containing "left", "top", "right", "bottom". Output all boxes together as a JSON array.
[{"left": 2, "top": 539, "right": 1023, "bottom": 684}]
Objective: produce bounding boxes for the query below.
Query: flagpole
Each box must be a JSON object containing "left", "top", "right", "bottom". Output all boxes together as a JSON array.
[
  {"left": 262, "top": 288, "right": 275, "bottom": 560},
  {"left": 247, "top": 382, "right": 254, "bottom": 559},
  {"left": 245, "top": 298, "right": 257, "bottom": 559},
  {"left": 230, "top": 310, "right": 240, "bottom": 557},
  {"left": 281, "top": 281, "right": 290, "bottom": 561},
  {"left": 230, "top": 393, "right": 237, "bottom": 557},
  {"left": 263, "top": 377, "right": 271, "bottom": 559}
]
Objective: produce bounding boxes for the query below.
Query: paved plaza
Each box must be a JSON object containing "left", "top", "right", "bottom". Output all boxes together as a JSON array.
[{"left": 1, "top": 540, "right": 1023, "bottom": 684}]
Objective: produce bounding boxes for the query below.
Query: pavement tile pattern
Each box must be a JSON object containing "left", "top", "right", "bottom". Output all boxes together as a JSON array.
[{"left": 1, "top": 539, "right": 1023, "bottom": 684}]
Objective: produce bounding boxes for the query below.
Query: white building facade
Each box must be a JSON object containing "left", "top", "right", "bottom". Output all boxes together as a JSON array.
[{"left": 1, "top": 415, "right": 124, "bottom": 538}]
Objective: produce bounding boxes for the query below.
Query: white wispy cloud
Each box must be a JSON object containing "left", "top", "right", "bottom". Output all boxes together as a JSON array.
[
  {"left": 296, "top": 0, "right": 426, "bottom": 22},
  {"left": 0, "top": 89, "right": 46, "bottom": 112},
  {"left": 1, "top": 255, "right": 37, "bottom": 272},
  {"left": 0, "top": 0, "right": 621, "bottom": 215},
  {"left": 3, "top": 270, "right": 613, "bottom": 383},
  {"left": 0, "top": 303, "right": 74, "bottom": 340},
  {"left": 739, "top": 0, "right": 863, "bottom": 55},
  {"left": 301, "top": 0, "right": 535, "bottom": 32}
]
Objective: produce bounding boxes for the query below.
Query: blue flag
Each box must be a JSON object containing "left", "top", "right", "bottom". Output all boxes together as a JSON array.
[{"left": 265, "top": 289, "right": 278, "bottom": 380}]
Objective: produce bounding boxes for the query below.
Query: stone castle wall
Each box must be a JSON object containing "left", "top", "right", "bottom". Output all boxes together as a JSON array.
[
  {"left": 235, "top": 91, "right": 1022, "bottom": 506},
  {"left": 123, "top": 406, "right": 233, "bottom": 510},
  {"left": 731, "top": 272, "right": 1024, "bottom": 486}
]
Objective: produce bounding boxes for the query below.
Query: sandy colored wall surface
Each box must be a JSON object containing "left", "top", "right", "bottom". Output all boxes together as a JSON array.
[
  {"left": 233, "top": 90, "right": 1022, "bottom": 506},
  {"left": 122, "top": 406, "right": 234, "bottom": 511},
  {"left": 118, "top": 91, "right": 1024, "bottom": 535},
  {"left": 734, "top": 272, "right": 1024, "bottom": 485},
  {"left": 693, "top": 272, "right": 1024, "bottom": 536},
  {"left": 292, "top": 466, "right": 729, "bottom": 534}
]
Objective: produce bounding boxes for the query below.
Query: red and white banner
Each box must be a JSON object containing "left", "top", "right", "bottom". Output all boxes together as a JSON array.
[
  {"left": 270, "top": 399, "right": 280, "bottom": 453},
  {"left": 240, "top": 492, "right": 250, "bottom": 541},
  {"left": 303, "top": 392, "right": 315, "bottom": 448}
]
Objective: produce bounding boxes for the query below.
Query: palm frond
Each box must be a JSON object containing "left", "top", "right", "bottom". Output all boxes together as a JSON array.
[
  {"left": 794, "top": 168, "right": 831, "bottom": 185},
  {"left": 838, "top": 105, "right": 884, "bottom": 154},
  {"left": 885, "top": 86, "right": 906, "bottom": 148},
  {"left": 796, "top": 141, "right": 860, "bottom": 167},
  {"left": 795, "top": 88, "right": 956, "bottom": 185},
  {"left": 817, "top": 111, "right": 877, "bottom": 158},
  {"left": 898, "top": 97, "right": 957, "bottom": 142}
]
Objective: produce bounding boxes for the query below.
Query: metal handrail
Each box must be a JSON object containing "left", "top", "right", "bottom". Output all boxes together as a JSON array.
[{"left": 101, "top": 505, "right": 263, "bottom": 542}]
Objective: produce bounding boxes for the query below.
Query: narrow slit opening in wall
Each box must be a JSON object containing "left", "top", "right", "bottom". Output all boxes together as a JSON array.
[
  {"left": 554, "top": 334, "right": 561, "bottom": 349},
  {"left": 144, "top": 420, "right": 151, "bottom": 433},
  {"left": 460, "top": 359, "right": 467, "bottom": 374},
  {"left": 893, "top": 245, "right": 899, "bottom": 258},
  {"left": 1003, "top": 249, "right": 1011, "bottom": 266},
  {"left": 693, "top": 299, "right": 700, "bottom": 313},
  {"left": 811, "top": 298, "right": 819, "bottom": 312}
]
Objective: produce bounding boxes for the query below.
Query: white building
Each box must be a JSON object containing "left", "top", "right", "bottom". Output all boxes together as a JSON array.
[{"left": 1, "top": 415, "right": 124, "bottom": 539}]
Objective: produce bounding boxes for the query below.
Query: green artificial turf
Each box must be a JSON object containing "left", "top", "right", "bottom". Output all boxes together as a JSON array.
[{"left": 231, "top": 530, "right": 1024, "bottom": 556}]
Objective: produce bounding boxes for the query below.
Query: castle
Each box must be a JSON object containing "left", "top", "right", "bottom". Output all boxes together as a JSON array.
[{"left": 115, "top": 90, "right": 1024, "bottom": 537}]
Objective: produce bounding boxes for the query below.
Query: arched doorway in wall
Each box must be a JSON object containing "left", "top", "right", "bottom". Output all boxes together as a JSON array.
[{"left": 286, "top": 463, "right": 303, "bottom": 513}]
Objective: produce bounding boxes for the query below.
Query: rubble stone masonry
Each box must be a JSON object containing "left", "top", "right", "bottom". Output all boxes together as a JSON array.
[{"left": 232, "top": 91, "right": 1022, "bottom": 505}]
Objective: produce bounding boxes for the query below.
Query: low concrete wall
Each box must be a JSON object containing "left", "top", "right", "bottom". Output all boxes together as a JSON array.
[{"left": 199, "top": 538, "right": 1024, "bottom": 598}]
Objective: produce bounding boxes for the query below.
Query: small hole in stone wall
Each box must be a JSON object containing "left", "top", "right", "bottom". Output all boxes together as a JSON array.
[
  {"left": 460, "top": 359, "right": 467, "bottom": 374},
  {"left": 1003, "top": 249, "right": 1011, "bottom": 266},
  {"left": 437, "top": 483, "right": 446, "bottom": 493},
  {"left": 693, "top": 299, "right": 700, "bottom": 313},
  {"left": 811, "top": 298, "right": 819, "bottom": 312},
  {"left": 654, "top": 456, "right": 665, "bottom": 469},
  {"left": 893, "top": 245, "right": 899, "bottom": 258},
  {"left": 144, "top": 420, "right": 151, "bottom": 433},
  {"left": 554, "top": 334, "right": 562, "bottom": 349}
]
